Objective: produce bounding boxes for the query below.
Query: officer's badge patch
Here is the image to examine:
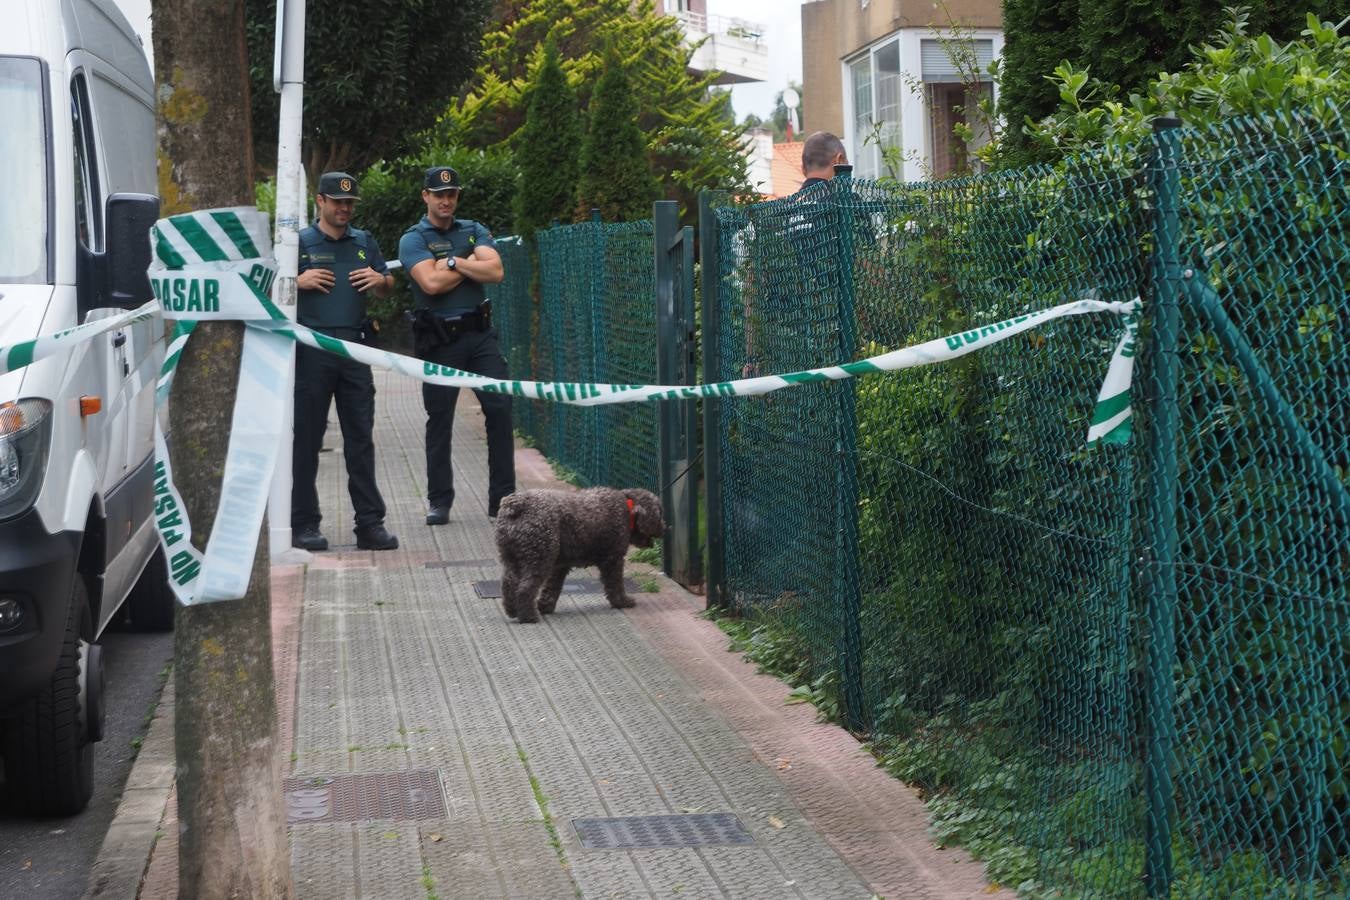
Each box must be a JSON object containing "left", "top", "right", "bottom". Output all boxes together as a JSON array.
[
  {"left": 358, "top": 249, "right": 367, "bottom": 260},
  {"left": 340, "top": 178, "right": 353, "bottom": 192},
  {"left": 439, "top": 170, "right": 452, "bottom": 184}
]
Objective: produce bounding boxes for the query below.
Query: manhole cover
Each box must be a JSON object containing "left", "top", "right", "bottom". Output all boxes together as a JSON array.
[
  {"left": 473, "top": 577, "right": 638, "bottom": 599},
  {"left": 572, "top": 813, "right": 755, "bottom": 850},
  {"left": 283, "top": 769, "right": 446, "bottom": 824},
  {"left": 424, "top": 558, "right": 498, "bottom": 569}
]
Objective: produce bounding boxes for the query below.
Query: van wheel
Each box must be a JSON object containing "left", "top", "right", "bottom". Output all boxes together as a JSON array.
[
  {"left": 127, "top": 546, "right": 175, "bottom": 631},
  {"left": 2, "top": 579, "right": 96, "bottom": 816}
]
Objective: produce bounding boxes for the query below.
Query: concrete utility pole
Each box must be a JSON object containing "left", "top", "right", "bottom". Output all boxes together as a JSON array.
[{"left": 268, "top": 0, "right": 307, "bottom": 559}]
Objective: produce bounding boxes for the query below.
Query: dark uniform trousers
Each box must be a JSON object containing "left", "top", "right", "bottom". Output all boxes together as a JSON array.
[
  {"left": 292, "top": 338, "right": 387, "bottom": 530},
  {"left": 421, "top": 327, "right": 515, "bottom": 514}
]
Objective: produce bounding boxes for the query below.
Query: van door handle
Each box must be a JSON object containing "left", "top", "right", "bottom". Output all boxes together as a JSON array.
[{"left": 113, "top": 332, "right": 127, "bottom": 348}]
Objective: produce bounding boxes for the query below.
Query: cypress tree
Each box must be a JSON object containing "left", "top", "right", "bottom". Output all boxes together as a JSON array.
[
  {"left": 513, "top": 38, "right": 581, "bottom": 238},
  {"left": 575, "top": 50, "right": 660, "bottom": 222},
  {"left": 998, "top": 0, "right": 1080, "bottom": 160}
]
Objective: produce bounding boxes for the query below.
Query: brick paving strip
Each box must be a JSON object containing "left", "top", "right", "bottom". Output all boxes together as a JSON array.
[{"left": 83, "top": 371, "right": 1008, "bottom": 899}]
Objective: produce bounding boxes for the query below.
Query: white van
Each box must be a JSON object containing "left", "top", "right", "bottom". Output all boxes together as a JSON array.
[{"left": 0, "top": 0, "right": 169, "bottom": 815}]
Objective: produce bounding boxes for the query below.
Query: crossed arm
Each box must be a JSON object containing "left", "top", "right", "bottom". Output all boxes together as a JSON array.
[{"left": 408, "top": 245, "right": 504, "bottom": 296}]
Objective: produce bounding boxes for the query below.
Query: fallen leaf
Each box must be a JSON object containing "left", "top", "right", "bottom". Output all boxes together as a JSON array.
[
  {"left": 767, "top": 815, "right": 785, "bottom": 829},
  {"left": 775, "top": 758, "right": 792, "bottom": 770},
  {"left": 599, "top": 779, "right": 611, "bottom": 785},
  {"left": 984, "top": 884, "right": 1002, "bottom": 893},
  {"left": 22, "top": 860, "right": 33, "bottom": 870},
  {"left": 428, "top": 833, "right": 444, "bottom": 843}
]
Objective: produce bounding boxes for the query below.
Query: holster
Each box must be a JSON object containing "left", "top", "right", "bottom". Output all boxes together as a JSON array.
[
  {"left": 407, "top": 305, "right": 491, "bottom": 359},
  {"left": 408, "top": 308, "right": 450, "bottom": 358},
  {"left": 359, "top": 316, "right": 381, "bottom": 347}
]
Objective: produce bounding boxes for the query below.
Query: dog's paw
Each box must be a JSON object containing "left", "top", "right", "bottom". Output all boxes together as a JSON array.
[
  {"left": 609, "top": 595, "right": 637, "bottom": 609},
  {"left": 515, "top": 613, "right": 541, "bottom": 624}
]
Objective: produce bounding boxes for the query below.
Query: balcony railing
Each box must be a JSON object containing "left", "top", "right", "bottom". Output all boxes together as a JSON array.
[{"left": 674, "top": 10, "right": 766, "bottom": 45}]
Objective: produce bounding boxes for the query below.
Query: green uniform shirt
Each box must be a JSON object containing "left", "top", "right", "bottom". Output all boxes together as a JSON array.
[{"left": 397, "top": 216, "right": 498, "bottom": 317}]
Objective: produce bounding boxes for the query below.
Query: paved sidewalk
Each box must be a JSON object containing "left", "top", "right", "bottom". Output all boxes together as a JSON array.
[{"left": 86, "top": 370, "right": 1004, "bottom": 899}]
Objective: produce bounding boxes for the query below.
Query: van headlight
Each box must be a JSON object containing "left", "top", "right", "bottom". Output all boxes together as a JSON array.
[{"left": 0, "top": 399, "right": 53, "bottom": 519}]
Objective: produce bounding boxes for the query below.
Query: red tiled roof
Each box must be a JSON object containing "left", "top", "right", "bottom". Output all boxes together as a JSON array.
[{"left": 767, "top": 141, "right": 804, "bottom": 199}]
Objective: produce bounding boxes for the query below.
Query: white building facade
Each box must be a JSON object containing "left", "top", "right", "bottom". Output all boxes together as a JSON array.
[{"left": 801, "top": 0, "right": 1004, "bottom": 182}]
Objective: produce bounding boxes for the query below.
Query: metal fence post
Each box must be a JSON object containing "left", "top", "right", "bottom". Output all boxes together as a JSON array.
[
  {"left": 590, "top": 209, "right": 608, "bottom": 485},
  {"left": 654, "top": 201, "right": 699, "bottom": 587},
  {"left": 699, "top": 191, "right": 727, "bottom": 609},
  {"left": 831, "top": 166, "right": 866, "bottom": 734},
  {"left": 1144, "top": 117, "right": 1183, "bottom": 898},
  {"left": 680, "top": 222, "right": 701, "bottom": 588}
]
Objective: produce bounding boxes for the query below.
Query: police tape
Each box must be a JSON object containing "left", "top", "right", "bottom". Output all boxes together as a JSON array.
[
  {"left": 0, "top": 205, "right": 1142, "bottom": 606},
  {"left": 146, "top": 208, "right": 289, "bottom": 606},
  {"left": 1, "top": 303, "right": 160, "bottom": 374},
  {"left": 259, "top": 297, "right": 1140, "bottom": 426}
]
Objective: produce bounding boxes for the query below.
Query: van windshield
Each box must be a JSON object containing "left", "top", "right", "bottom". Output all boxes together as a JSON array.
[{"left": 0, "top": 57, "right": 48, "bottom": 284}]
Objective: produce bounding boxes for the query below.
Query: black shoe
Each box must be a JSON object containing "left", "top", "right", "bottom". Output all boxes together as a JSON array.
[
  {"left": 426, "top": 505, "right": 449, "bottom": 526},
  {"left": 355, "top": 524, "right": 399, "bottom": 551},
  {"left": 293, "top": 525, "right": 328, "bottom": 552}
]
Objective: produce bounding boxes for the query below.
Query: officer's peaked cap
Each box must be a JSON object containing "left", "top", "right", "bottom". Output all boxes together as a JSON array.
[
  {"left": 424, "top": 166, "right": 461, "bottom": 191},
  {"left": 318, "top": 171, "right": 359, "bottom": 198}
]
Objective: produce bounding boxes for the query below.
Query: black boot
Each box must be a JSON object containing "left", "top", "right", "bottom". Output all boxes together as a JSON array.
[{"left": 355, "top": 523, "right": 399, "bottom": 551}]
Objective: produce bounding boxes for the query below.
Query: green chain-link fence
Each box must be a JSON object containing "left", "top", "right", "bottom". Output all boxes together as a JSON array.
[
  {"left": 702, "top": 108, "right": 1347, "bottom": 897},
  {"left": 489, "top": 218, "right": 660, "bottom": 492},
  {"left": 490, "top": 107, "right": 1345, "bottom": 896},
  {"left": 487, "top": 235, "right": 535, "bottom": 437}
]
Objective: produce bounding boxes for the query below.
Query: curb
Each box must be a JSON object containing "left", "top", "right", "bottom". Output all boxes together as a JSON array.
[{"left": 83, "top": 678, "right": 176, "bottom": 900}]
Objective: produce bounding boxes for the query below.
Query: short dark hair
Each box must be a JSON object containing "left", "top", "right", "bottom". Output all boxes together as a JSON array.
[{"left": 801, "top": 131, "right": 847, "bottom": 172}]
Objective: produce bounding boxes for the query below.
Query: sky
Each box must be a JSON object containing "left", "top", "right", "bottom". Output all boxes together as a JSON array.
[
  {"left": 707, "top": 0, "right": 805, "bottom": 121},
  {"left": 112, "top": 0, "right": 802, "bottom": 120}
]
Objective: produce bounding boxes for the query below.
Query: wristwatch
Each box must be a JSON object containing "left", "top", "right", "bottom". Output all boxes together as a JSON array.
[{"left": 444, "top": 256, "right": 457, "bottom": 270}]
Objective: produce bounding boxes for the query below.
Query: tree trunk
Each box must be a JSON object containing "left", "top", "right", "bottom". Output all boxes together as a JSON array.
[{"left": 152, "top": 1, "right": 293, "bottom": 896}]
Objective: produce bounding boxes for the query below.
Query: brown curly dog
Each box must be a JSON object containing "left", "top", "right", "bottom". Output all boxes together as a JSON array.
[{"left": 494, "top": 487, "right": 663, "bottom": 623}]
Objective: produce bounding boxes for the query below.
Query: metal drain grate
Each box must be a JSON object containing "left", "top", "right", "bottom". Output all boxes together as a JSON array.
[
  {"left": 424, "top": 558, "right": 498, "bottom": 569},
  {"left": 284, "top": 769, "right": 446, "bottom": 824},
  {"left": 473, "top": 577, "right": 638, "bottom": 599},
  {"left": 572, "top": 813, "right": 755, "bottom": 850}
]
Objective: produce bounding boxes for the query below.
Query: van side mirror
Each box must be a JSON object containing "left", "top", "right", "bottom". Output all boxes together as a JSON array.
[{"left": 105, "top": 193, "right": 161, "bottom": 308}]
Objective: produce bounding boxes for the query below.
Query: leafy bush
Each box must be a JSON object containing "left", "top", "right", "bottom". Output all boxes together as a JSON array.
[{"left": 1011, "top": 8, "right": 1350, "bottom": 163}]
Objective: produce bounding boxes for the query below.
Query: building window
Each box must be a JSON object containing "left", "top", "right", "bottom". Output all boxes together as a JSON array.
[
  {"left": 847, "top": 33, "right": 998, "bottom": 181},
  {"left": 874, "top": 41, "right": 903, "bottom": 174},
  {"left": 847, "top": 39, "right": 901, "bottom": 179},
  {"left": 849, "top": 55, "right": 873, "bottom": 178},
  {"left": 920, "top": 38, "right": 994, "bottom": 83}
]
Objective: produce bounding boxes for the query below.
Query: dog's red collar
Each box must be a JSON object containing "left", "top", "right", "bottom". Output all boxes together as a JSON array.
[{"left": 626, "top": 497, "right": 636, "bottom": 533}]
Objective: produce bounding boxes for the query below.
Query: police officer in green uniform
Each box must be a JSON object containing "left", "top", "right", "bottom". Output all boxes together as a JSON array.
[
  {"left": 398, "top": 166, "right": 514, "bottom": 524},
  {"left": 291, "top": 171, "right": 399, "bottom": 551}
]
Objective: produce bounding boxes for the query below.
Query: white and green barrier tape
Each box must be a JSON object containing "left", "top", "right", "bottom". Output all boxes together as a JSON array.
[
  {"left": 0, "top": 206, "right": 1141, "bottom": 605},
  {"left": 148, "top": 208, "right": 291, "bottom": 605}
]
